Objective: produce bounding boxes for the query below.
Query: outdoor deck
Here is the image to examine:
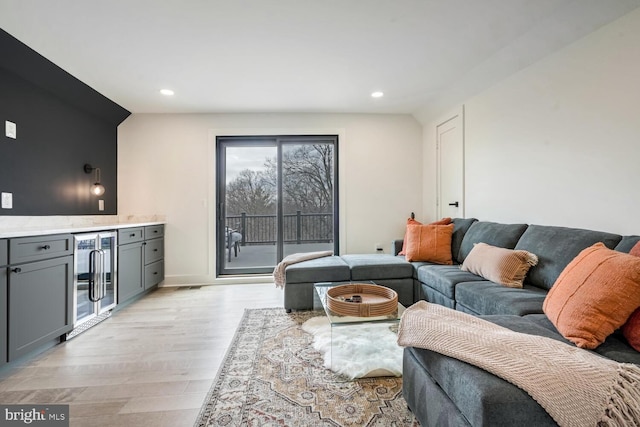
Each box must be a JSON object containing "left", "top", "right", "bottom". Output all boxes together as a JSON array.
[{"left": 224, "top": 242, "right": 333, "bottom": 270}]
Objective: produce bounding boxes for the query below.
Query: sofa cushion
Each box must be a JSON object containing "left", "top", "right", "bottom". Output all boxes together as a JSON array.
[
  {"left": 461, "top": 243, "right": 538, "bottom": 288},
  {"left": 451, "top": 217, "right": 478, "bottom": 264},
  {"left": 514, "top": 224, "right": 622, "bottom": 291},
  {"left": 420, "top": 284, "right": 456, "bottom": 309},
  {"left": 615, "top": 235, "right": 640, "bottom": 253},
  {"left": 341, "top": 254, "right": 413, "bottom": 280},
  {"left": 455, "top": 281, "right": 547, "bottom": 316},
  {"left": 543, "top": 242, "right": 640, "bottom": 349},
  {"left": 417, "top": 264, "right": 486, "bottom": 300},
  {"left": 458, "top": 222, "right": 528, "bottom": 263},
  {"left": 524, "top": 314, "right": 640, "bottom": 365},
  {"left": 284, "top": 256, "right": 350, "bottom": 283},
  {"left": 404, "top": 223, "right": 454, "bottom": 264},
  {"left": 407, "top": 260, "right": 432, "bottom": 278}
]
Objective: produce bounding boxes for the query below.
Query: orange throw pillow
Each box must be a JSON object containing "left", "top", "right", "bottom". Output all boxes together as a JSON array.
[
  {"left": 622, "top": 308, "right": 640, "bottom": 352},
  {"left": 543, "top": 242, "right": 640, "bottom": 349},
  {"left": 621, "top": 240, "right": 640, "bottom": 351},
  {"left": 404, "top": 223, "right": 454, "bottom": 264},
  {"left": 399, "top": 217, "right": 451, "bottom": 255},
  {"left": 398, "top": 218, "right": 422, "bottom": 256}
]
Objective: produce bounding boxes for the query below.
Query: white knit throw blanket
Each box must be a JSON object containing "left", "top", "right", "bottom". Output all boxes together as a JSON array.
[
  {"left": 397, "top": 301, "right": 640, "bottom": 427},
  {"left": 273, "top": 250, "right": 333, "bottom": 288}
]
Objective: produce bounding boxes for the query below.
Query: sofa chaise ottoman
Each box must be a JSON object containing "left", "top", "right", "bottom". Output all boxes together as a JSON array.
[{"left": 283, "top": 254, "right": 414, "bottom": 311}]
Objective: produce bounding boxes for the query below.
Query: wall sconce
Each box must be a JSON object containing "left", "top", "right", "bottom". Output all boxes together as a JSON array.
[{"left": 84, "top": 164, "right": 105, "bottom": 196}]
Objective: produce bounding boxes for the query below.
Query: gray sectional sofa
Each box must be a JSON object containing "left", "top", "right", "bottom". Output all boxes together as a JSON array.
[{"left": 281, "top": 218, "right": 640, "bottom": 426}]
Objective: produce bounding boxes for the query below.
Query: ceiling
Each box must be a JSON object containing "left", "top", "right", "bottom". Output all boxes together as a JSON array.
[{"left": 1, "top": 0, "right": 639, "bottom": 117}]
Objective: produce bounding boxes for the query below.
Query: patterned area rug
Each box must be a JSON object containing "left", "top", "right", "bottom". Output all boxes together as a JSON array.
[{"left": 194, "top": 308, "right": 419, "bottom": 427}]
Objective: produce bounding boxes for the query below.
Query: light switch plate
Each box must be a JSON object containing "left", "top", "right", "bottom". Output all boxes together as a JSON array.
[
  {"left": 1, "top": 192, "right": 13, "bottom": 209},
  {"left": 5, "top": 121, "right": 16, "bottom": 139},
  {"left": 98, "top": 199, "right": 105, "bottom": 211}
]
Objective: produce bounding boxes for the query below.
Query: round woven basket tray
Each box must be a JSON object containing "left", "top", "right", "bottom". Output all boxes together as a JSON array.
[{"left": 326, "top": 283, "right": 398, "bottom": 317}]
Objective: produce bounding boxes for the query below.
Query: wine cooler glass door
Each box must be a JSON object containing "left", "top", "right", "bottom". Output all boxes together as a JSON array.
[{"left": 74, "top": 234, "right": 98, "bottom": 326}]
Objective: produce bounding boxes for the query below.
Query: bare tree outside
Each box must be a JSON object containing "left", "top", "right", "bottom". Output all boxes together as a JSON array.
[
  {"left": 281, "top": 144, "right": 333, "bottom": 214},
  {"left": 227, "top": 144, "right": 333, "bottom": 216},
  {"left": 225, "top": 143, "right": 334, "bottom": 243},
  {"left": 226, "top": 169, "right": 275, "bottom": 216}
]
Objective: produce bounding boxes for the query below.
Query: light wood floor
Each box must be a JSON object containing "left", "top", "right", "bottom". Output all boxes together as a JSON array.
[{"left": 0, "top": 283, "right": 283, "bottom": 427}]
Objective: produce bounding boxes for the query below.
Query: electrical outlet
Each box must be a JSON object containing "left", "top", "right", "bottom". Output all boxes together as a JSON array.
[
  {"left": 1, "top": 192, "right": 13, "bottom": 209},
  {"left": 5, "top": 121, "right": 16, "bottom": 139}
]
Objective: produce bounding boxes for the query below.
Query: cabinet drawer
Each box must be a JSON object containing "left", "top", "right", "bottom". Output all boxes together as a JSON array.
[
  {"left": 118, "top": 228, "right": 144, "bottom": 245},
  {"left": 0, "top": 239, "right": 7, "bottom": 267},
  {"left": 144, "top": 238, "right": 164, "bottom": 265},
  {"left": 144, "top": 260, "right": 164, "bottom": 289},
  {"left": 9, "top": 234, "right": 73, "bottom": 264},
  {"left": 144, "top": 225, "right": 164, "bottom": 240}
]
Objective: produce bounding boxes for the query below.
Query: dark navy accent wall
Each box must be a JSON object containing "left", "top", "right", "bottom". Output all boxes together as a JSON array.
[{"left": 0, "top": 29, "right": 130, "bottom": 216}]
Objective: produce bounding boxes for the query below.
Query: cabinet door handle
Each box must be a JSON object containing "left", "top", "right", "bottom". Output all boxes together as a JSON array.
[
  {"left": 153, "top": 249, "right": 158, "bottom": 252},
  {"left": 11, "top": 267, "right": 22, "bottom": 273},
  {"left": 130, "top": 233, "right": 136, "bottom": 237},
  {"left": 41, "top": 244, "right": 51, "bottom": 250}
]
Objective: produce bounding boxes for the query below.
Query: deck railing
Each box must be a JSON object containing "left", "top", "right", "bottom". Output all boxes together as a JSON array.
[{"left": 225, "top": 211, "right": 333, "bottom": 245}]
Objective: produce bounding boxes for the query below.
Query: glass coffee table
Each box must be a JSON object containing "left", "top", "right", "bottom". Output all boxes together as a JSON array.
[{"left": 313, "top": 281, "right": 406, "bottom": 380}]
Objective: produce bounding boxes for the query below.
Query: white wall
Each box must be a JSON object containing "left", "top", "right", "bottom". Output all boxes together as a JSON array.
[
  {"left": 422, "top": 8, "right": 640, "bottom": 235},
  {"left": 118, "top": 113, "right": 422, "bottom": 285}
]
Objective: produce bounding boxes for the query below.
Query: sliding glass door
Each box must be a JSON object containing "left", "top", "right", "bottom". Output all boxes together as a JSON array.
[{"left": 217, "top": 135, "right": 338, "bottom": 276}]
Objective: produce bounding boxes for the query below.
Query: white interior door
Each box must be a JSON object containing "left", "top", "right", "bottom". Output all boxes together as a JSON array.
[{"left": 437, "top": 108, "right": 464, "bottom": 218}]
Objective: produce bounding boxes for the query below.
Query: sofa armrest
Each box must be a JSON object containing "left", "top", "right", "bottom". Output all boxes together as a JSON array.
[{"left": 391, "top": 239, "right": 404, "bottom": 256}]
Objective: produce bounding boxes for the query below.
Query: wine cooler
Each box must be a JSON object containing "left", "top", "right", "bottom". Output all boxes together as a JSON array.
[{"left": 69, "top": 231, "right": 118, "bottom": 338}]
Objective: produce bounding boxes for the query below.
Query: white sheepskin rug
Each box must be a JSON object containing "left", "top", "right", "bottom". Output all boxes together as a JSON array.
[{"left": 301, "top": 316, "right": 403, "bottom": 379}]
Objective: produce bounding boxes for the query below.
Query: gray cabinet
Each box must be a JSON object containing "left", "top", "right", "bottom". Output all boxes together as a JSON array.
[
  {"left": 118, "top": 228, "right": 144, "bottom": 303},
  {"left": 144, "top": 225, "right": 164, "bottom": 289},
  {"left": 118, "top": 225, "right": 164, "bottom": 302},
  {"left": 0, "top": 239, "right": 7, "bottom": 366},
  {"left": 7, "top": 234, "right": 73, "bottom": 361},
  {"left": 143, "top": 225, "right": 164, "bottom": 290},
  {"left": 118, "top": 240, "right": 145, "bottom": 303}
]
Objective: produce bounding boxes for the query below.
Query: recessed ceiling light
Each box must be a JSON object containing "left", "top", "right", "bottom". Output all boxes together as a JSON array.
[
  {"left": 371, "top": 91, "right": 384, "bottom": 98},
  {"left": 160, "top": 89, "right": 174, "bottom": 96}
]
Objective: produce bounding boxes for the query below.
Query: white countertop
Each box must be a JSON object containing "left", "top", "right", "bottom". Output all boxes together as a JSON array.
[{"left": 0, "top": 219, "right": 165, "bottom": 239}]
